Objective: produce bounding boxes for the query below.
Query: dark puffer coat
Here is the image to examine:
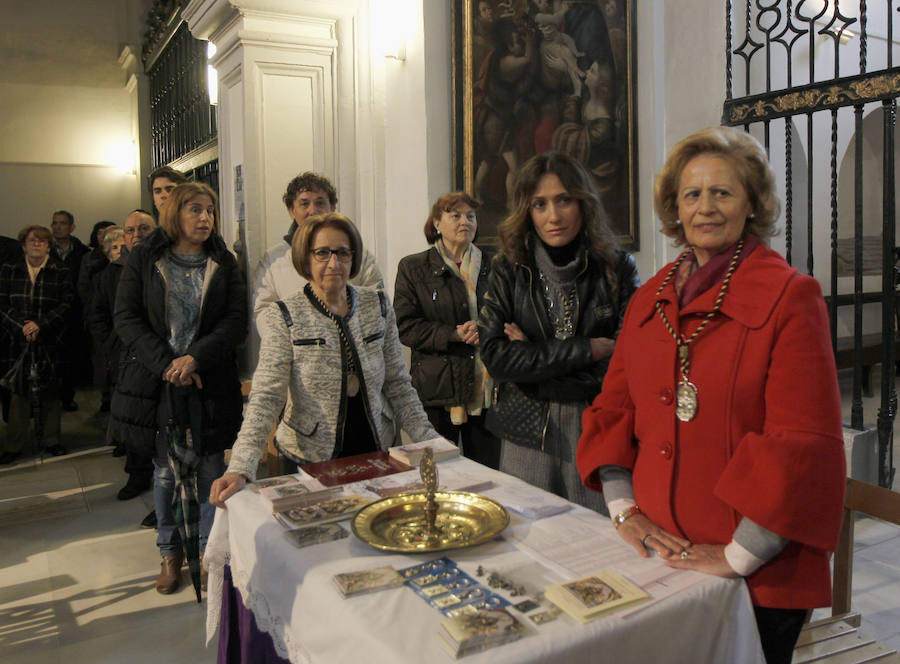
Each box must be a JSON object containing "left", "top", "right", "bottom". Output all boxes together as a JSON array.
[
  {"left": 110, "top": 228, "right": 247, "bottom": 458},
  {"left": 393, "top": 245, "right": 492, "bottom": 407}
]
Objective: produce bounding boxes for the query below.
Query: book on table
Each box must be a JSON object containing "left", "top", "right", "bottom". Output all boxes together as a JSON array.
[
  {"left": 543, "top": 570, "right": 648, "bottom": 623},
  {"left": 299, "top": 450, "right": 412, "bottom": 487},
  {"left": 436, "top": 607, "right": 530, "bottom": 659},
  {"left": 332, "top": 565, "right": 403, "bottom": 598},
  {"left": 388, "top": 437, "right": 460, "bottom": 466}
]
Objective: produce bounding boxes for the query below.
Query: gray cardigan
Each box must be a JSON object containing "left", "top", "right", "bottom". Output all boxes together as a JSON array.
[{"left": 227, "top": 285, "right": 438, "bottom": 480}]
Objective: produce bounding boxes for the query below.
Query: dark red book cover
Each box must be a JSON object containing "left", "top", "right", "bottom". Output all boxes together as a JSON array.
[{"left": 300, "top": 451, "right": 412, "bottom": 487}]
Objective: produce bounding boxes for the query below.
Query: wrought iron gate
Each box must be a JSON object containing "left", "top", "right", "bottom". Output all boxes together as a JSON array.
[{"left": 722, "top": 0, "right": 898, "bottom": 487}]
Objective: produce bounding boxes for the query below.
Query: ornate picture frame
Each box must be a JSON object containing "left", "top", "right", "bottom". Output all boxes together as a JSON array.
[{"left": 452, "top": 0, "right": 638, "bottom": 248}]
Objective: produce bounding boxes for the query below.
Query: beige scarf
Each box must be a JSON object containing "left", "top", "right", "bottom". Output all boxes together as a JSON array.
[{"left": 435, "top": 240, "right": 493, "bottom": 421}]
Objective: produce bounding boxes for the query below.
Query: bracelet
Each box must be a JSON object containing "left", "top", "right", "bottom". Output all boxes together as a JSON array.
[{"left": 613, "top": 505, "right": 641, "bottom": 529}]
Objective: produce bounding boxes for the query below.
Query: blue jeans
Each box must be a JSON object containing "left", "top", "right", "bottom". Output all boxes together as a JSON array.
[{"left": 153, "top": 453, "right": 225, "bottom": 557}]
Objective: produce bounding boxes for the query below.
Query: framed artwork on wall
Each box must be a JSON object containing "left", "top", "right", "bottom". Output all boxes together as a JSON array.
[{"left": 452, "top": 0, "right": 638, "bottom": 248}]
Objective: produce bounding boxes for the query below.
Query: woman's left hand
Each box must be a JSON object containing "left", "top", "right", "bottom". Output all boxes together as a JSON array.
[
  {"left": 504, "top": 322, "right": 528, "bottom": 342},
  {"left": 164, "top": 354, "right": 199, "bottom": 387},
  {"left": 662, "top": 543, "right": 740, "bottom": 578},
  {"left": 22, "top": 320, "right": 40, "bottom": 341}
]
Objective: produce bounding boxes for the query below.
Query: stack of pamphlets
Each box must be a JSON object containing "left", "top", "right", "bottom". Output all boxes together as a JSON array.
[
  {"left": 543, "top": 570, "right": 648, "bottom": 623},
  {"left": 332, "top": 565, "right": 403, "bottom": 598},
  {"left": 273, "top": 487, "right": 372, "bottom": 529},
  {"left": 437, "top": 607, "right": 529, "bottom": 658},
  {"left": 388, "top": 437, "right": 460, "bottom": 466}
]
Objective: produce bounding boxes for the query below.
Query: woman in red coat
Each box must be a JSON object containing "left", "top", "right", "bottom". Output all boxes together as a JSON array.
[{"left": 576, "top": 126, "right": 845, "bottom": 664}]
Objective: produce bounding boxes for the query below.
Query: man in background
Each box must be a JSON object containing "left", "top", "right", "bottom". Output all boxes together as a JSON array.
[
  {"left": 97, "top": 210, "right": 159, "bottom": 506},
  {"left": 148, "top": 166, "right": 187, "bottom": 217},
  {"left": 50, "top": 210, "right": 89, "bottom": 411}
]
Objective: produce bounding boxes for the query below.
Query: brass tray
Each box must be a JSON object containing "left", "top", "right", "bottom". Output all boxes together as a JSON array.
[{"left": 351, "top": 491, "right": 509, "bottom": 553}]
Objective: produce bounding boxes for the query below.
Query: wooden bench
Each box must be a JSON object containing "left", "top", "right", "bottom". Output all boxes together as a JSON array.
[{"left": 793, "top": 479, "right": 900, "bottom": 663}]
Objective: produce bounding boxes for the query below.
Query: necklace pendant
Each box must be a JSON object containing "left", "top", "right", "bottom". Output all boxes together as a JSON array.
[
  {"left": 676, "top": 380, "right": 698, "bottom": 422},
  {"left": 347, "top": 372, "right": 360, "bottom": 397}
]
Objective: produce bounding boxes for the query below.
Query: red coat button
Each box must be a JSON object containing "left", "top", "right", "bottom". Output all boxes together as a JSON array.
[
  {"left": 660, "top": 388, "right": 674, "bottom": 405},
  {"left": 660, "top": 441, "right": 673, "bottom": 459}
]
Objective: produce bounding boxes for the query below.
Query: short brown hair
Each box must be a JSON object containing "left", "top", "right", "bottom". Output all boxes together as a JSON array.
[
  {"left": 283, "top": 172, "right": 338, "bottom": 211},
  {"left": 291, "top": 213, "right": 363, "bottom": 280},
  {"left": 147, "top": 166, "right": 188, "bottom": 193},
  {"left": 158, "top": 182, "right": 220, "bottom": 244},
  {"left": 18, "top": 225, "right": 52, "bottom": 244},
  {"left": 424, "top": 192, "right": 481, "bottom": 244},
  {"left": 52, "top": 210, "right": 74, "bottom": 224},
  {"left": 498, "top": 151, "right": 619, "bottom": 266},
  {"left": 654, "top": 126, "right": 780, "bottom": 246}
]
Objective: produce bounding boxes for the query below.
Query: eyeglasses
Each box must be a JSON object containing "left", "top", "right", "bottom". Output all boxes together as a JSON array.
[{"left": 311, "top": 247, "right": 354, "bottom": 263}]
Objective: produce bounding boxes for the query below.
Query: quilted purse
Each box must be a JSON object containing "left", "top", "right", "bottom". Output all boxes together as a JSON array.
[{"left": 485, "top": 381, "right": 546, "bottom": 449}]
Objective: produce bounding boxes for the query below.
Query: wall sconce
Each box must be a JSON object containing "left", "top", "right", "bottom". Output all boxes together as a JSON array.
[
  {"left": 110, "top": 140, "right": 137, "bottom": 175},
  {"left": 207, "top": 42, "right": 219, "bottom": 105},
  {"left": 373, "top": 0, "right": 409, "bottom": 61}
]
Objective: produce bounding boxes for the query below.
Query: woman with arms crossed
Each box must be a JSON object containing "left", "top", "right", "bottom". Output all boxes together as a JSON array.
[{"left": 479, "top": 151, "right": 640, "bottom": 511}]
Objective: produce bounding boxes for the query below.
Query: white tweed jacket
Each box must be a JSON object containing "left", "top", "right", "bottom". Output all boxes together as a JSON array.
[{"left": 227, "top": 284, "right": 438, "bottom": 480}]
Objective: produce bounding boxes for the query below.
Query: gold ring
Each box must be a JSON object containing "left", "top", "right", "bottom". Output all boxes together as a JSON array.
[{"left": 680, "top": 550, "right": 690, "bottom": 560}]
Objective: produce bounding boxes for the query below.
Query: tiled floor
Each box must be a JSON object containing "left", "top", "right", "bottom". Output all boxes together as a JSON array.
[{"left": 1, "top": 381, "right": 899, "bottom": 663}]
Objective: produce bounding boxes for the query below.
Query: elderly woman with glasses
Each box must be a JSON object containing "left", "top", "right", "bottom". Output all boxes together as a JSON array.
[{"left": 211, "top": 212, "right": 439, "bottom": 506}]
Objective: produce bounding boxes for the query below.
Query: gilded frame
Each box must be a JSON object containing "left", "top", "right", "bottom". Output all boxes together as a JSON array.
[{"left": 452, "top": 0, "right": 638, "bottom": 248}]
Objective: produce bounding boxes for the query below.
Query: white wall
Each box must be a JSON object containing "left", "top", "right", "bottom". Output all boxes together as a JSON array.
[
  {"left": 0, "top": 82, "right": 140, "bottom": 239},
  {"left": 0, "top": 0, "right": 149, "bottom": 241}
]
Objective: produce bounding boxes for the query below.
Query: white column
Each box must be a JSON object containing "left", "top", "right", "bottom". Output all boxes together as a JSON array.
[{"left": 182, "top": 0, "right": 377, "bottom": 280}]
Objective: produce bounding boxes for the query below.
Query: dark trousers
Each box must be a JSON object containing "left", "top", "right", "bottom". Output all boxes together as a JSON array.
[
  {"left": 425, "top": 407, "right": 500, "bottom": 470},
  {"left": 754, "top": 606, "right": 807, "bottom": 664}
]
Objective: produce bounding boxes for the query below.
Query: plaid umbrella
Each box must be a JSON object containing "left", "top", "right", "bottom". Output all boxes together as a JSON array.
[
  {"left": 29, "top": 351, "right": 45, "bottom": 458},
  {"left": 164, "top": 384, "right": 203, "bottom": 603}
]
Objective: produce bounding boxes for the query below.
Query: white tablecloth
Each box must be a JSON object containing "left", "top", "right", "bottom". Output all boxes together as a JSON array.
[{"left": 204, "top": 458, "right": 764, "bottom": 664}]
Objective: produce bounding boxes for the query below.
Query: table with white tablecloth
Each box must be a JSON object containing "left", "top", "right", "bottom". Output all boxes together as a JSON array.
[{"left": 204, "top": 457, "right": 765, "bottom": 664}]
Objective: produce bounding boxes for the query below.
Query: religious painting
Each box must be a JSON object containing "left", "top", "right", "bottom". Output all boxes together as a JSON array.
[{"left": 452, "top": 0, "right": 638, "bottom": 248}]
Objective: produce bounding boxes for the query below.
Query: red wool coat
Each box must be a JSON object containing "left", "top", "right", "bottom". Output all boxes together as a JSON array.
[{"left": 577, "top": 244, "right": 846, "bottom": 609}]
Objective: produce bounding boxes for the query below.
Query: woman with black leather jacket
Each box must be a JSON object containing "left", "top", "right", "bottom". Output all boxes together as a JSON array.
[
  {"left": 478, "top": 151, "right": 640, "bottom": 512},
  {"left": 394, "top": 192, "right": 500, "bottom": 469}
]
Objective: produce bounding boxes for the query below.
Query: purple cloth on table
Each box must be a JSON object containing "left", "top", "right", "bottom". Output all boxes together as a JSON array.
[{"left": 218, "top": 565, "right": 292, "bottom": 664}]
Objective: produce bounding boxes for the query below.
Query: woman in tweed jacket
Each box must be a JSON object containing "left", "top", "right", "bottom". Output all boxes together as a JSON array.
[{"left": 211, "top": 213, "right": 438, "bottom": 504}]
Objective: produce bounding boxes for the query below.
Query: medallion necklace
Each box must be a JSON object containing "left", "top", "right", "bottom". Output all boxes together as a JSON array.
[
  {"left": 654, "top": 238, "right": 744, "bottom": 422},
  {"left": 309, "top": 286, "right": 361, "bottom": 397}
]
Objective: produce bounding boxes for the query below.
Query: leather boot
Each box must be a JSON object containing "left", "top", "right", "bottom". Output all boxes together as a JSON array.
[{"left": 155, "top": 552, "right": 184, "bottom": 594}]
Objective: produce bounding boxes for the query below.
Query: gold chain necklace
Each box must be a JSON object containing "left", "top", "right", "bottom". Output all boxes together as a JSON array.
[
  {"left": 654, "top": 239, "right": 744, "bottom": 422},
  {"left": 309, "top": 286, "right": 361, "bottom": 397}
]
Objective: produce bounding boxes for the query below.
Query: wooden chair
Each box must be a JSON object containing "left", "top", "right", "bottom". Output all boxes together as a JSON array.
[
  {"left": 793, "top": 478, "right": 900, "bottom": 663},
  {"left": 239, "top": 380, "right": 281, "bottom": 478}
]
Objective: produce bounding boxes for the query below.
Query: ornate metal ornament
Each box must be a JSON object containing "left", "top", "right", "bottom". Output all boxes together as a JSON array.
[
  {"left": 676, "top": 380, "right": 699, "bottom": 423},
  {"left": 352, "top": 448, "right": 509, "bottom": 553}
]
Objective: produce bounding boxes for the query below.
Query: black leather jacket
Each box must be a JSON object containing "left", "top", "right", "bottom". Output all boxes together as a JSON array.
[
  {"left": 394, "top": 245, "right": 492, "bottom": 407},
  {"left": 479, "top": 239, "right": 640, "bottom": 405}
]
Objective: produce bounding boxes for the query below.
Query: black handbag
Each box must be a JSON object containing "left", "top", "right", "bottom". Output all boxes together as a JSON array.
[{"left": 485, "top": 381, "right": 547, "bottom": 449}]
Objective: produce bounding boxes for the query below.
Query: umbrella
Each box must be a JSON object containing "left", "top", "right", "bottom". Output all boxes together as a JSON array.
[
  {"left": 164, "top": 383, "right": 203, "bottom": 603},
  {"left": 29, "top": 348, "right": 45, "bottom": 459}
]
